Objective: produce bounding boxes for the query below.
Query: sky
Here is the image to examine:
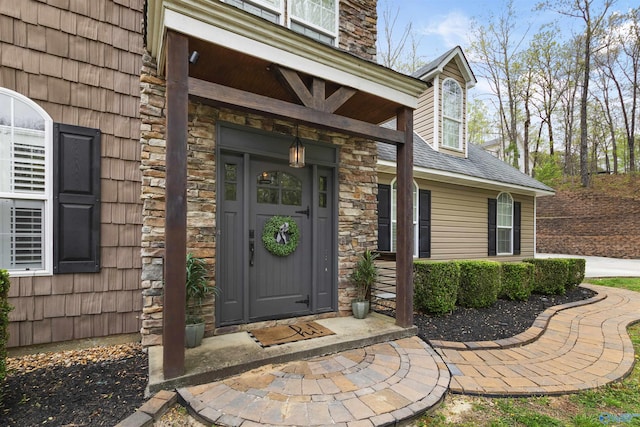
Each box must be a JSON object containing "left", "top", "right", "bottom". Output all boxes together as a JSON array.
[{"left": 379, "top": 0, "right": 638, "bottom": 97}]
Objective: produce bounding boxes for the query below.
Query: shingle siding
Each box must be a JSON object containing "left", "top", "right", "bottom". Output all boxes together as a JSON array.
[{"left": 2, "top": 0, "right": 144, "bottom": 348}]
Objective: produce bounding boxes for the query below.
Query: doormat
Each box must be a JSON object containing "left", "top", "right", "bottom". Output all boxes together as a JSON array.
[{"left": 249, "top": 321, "right": 335, "bottom": 347}]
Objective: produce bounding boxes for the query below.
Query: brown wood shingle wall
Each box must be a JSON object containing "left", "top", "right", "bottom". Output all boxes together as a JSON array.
[{"left": 0, "top": 0, "right": 144, "bottom": 347}]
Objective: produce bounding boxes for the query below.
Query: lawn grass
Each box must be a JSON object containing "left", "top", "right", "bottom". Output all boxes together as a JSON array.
[
  {"left": 418, "top": 278, "right": 640, "bottom": 427},
  {"left": 589, "top": 277, "right": 640, "bottom": 293}
]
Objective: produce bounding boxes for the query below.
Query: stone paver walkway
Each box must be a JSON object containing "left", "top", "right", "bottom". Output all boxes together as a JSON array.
[
  {"left": 433, "top": 284, "right": 640, "bottom": 396},
  {"left": 161, "top": 284, "right": 640, "bottom": 427},
  {"left": 178, "top": 337, "right": 450, "bottom": 426}
]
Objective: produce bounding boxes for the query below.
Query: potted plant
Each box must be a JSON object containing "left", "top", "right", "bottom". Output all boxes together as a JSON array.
[
  {"left": 185, "top": 253, "right": 217, "bottom": 348},
  {"left": 349, "top": 249, "right": 379, "bottom": 319}
]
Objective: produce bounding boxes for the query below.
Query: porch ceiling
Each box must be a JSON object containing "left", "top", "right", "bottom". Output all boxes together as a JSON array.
[
  {"left": 146, "top": 0, "right": 427, "bottom": 125},
  {"left": 186, "top": 38, "right": 405, "bottom": 124}
]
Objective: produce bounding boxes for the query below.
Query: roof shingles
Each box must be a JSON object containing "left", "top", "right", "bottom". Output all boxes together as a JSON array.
[{"left": 377, "top": 127, "right": 553, "bottom": 194}]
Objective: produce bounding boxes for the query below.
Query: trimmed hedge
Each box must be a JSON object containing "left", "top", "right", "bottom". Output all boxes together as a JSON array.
[
  {"left": 413, "top": 261, "right": 460, "bottom": 315},
  {"left": 524, "top": 258, "right": 569, "bottom": 295},
  {"left": 500, "top": 262, "right": 534, "bottom": 301},
  {"left": 566, "top": 258, "right": 586, "bottom": 288},
  {"left": 0, "top": 269, "right": 11, "bottom": 405},
  {"left": 456, "top": 260, "right": 502, "bottom": 308}
]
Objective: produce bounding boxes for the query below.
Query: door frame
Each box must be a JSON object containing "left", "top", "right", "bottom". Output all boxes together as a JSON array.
[{"left": 216, "top": 123, "right": 339, "bottom": 326}]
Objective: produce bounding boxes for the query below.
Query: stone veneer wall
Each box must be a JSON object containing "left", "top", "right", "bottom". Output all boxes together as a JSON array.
[
  {"left": 339, "top": 0, "right": 377, "bottom": 61},
  {"left": 139, "top": 54, "right": 378, "bottom": 347}
]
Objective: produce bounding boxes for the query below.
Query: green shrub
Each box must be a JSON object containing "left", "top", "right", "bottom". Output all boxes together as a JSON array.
[
  {"left": 456, "top": 260, "right": 502, "bottom": 308},
  {"left": 524, "top": 258, "right": 569, "bottom": 295},
  {"left": 565, "top": 258, "right": 586, "bottom": 288},
  {"left": 0, "top": 269, "right": 12, "bottom": 405},
  {"left": 500, "top": 262, "right": 534, "bottom": 301},
  {"left": 413, "top": 261, "right": 460, "bottom": 315}
]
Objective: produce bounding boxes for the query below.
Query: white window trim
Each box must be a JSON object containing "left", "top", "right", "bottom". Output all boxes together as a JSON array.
[
  {"left": 222, "top": 0, "right": 285, "bottom": 25},
  {"left": 432, "top": 75, "right": 439, "bottom": 151},
  {"left": 286, "top": 0, "right": 339, "bottom": 46},
  {"left": 390, "top": 178, "right": 419, "bottom": 258},
  {"left": 0, "top": 87, "right": 53, "bottom": 277},
  {"left": 496, "top": 192, "right": 513, "bottom": 256},
  {"left": 441, "top": 77, "right": 463, "bottom": 151}
]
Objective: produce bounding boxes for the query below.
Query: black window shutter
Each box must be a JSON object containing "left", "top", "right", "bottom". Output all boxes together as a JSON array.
[
  {"left": 418, "top": 189, "right": 431, "bottom": 258},
  {"left": 488, "top": 198, "right": 497, "bottom": 256},
  {"left": 513, "top": 201, "right": 521, "bottom": 255},
  {"left": 53, "top": 123, "right": 101, "bottom": 274},
  {"left": 377, "top": 184, "right": 391, "bottom": 251}
]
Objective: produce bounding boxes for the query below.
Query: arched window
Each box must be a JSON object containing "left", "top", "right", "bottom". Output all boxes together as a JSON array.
[
  {"left": 442, "top": 78, "right": 463, "bottom": 150},
  {"left": 497, "top": 192, "right": 513, "bottom": 254},
  {"left": 0, "top": 88, "right": 52, "bottom": 272},
  {"left": 390, "top": 179, "right": 419, "bottom": 257}
]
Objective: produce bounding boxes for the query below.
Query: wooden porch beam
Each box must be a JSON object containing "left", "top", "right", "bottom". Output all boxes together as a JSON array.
[
  {"left": 163, "top": 30, "right": 188, "bottom": 379},
  {"left": 395, "top": 106, "right": 414, "bottom": 328},
  {"left": 312, "top": 78, "right": 325, "bottom": 110},
  {"left": 275, "top": 66, "right": 315, "bottom": 108},
  {"left": 275, "top": 65, "right": 357, "bottom": 114},
  {"left": 188, "top": 77, "right": 405, "bottom": 145},
  {"left": 324, "top": 86, "right": 357, "bottom": 114}
]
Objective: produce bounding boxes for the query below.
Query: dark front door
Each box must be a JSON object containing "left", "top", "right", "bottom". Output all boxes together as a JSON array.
[
  {"left": 249, "top": 160, "right": 312, "bottom": 320},
  {"left": 217, "top": 126, "right": 337, "bottom": 327}
]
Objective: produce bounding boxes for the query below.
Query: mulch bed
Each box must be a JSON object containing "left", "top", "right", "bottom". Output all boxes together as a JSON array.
[
  {"left": 0, "top": 286, "right": 595, "bottom": 426},
  {"left": 412, "top": 285, "right": 597, "bottom": 343},
  {"left": 1, "top": 343, "right": 147, "bottom": 427}
]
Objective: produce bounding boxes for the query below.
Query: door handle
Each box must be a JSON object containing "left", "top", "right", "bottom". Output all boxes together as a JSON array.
[
  {"left": 249, "top": 241, "right": 255, "bottom": 266},
  {"left": 295, "top": 205, "right": 310, "bottom": 219}
]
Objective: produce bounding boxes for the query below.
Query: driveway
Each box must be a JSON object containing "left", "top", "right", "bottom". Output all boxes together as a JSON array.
[{"left": 536, "top": 253, "right": 640, "bottom": 278}]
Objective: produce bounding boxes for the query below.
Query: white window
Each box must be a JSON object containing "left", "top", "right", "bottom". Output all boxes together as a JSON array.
[
  {"left": 224, "top": 0, "right": 338, "bottom": 45},
  {"left": 0, "top": 88, "right": 52, "bottom": 274},
  {"left": 497, "top": 192, "right": 513, "bottom": 255},
  {"left": 289, "top": 0, "right": 338, "bottom": 45},
  {"left": 224, "top": 0, "right": 284, "bottom": 24},
  {"left": 390, "top": 179, "right": 418, "bottom": 257},
  {"left": 442, "top": 78, "right": 463, "bottom": 150}
]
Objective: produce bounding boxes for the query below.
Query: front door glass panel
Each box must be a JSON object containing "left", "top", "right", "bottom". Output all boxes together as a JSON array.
[{"left": 256, "top": 171, "right": 302, "bottom": 206}]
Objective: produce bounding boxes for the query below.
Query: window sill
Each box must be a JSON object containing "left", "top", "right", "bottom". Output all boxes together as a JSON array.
[
  {"left": 440, "top": 145, "right": 464, "bottom": 153},
  {"left": 5, "top": 269, "right": 52, "bottom": 278}
]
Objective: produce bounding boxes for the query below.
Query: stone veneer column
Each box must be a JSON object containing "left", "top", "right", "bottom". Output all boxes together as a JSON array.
[
  {"left": 339, "top": 0, "right": 378, "bottom": 61},
  {"left": 139, "top": 52, "right": 378, "bottom": 346},
  {"left": 139, "top": 53, "right": 168, "bottom": 347}
]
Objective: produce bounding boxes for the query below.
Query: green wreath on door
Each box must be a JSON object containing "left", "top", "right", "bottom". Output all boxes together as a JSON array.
[{"left": 262, "top": 215, "right": 300, "bottom": 257}]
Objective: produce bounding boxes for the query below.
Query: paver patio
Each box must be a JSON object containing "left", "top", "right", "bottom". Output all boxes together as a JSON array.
[
  {"left": 433, "top": 283, "right": 640, "bottom": 396},
  {"left": 148, "top": 283, "right": 640, "bottom": 426}
]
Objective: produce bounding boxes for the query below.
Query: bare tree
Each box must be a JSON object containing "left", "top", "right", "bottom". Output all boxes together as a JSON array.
[
  {"left": 467, "top": 98, "right": 495, "bottom": 145},
  {"left": 557, "top": 35, "right": 584, "bottom": 176},
  {"left": 469, "top": 0, "right": 530, "bottom": 169},
  {"left": 528, "top": 26, "right": 568, "bottom": 157},
  {"left": 376, "top": 0, "right": 417, "bottom": 73},
  {"left": 538, "top": 0, "right": 615, "bottom": 186}
]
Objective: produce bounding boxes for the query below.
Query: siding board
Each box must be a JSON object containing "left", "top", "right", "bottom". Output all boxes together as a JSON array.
[
  {"left": 32, "top": 319, "right": 52, "bottom": 344},
  {"left": 379, "top": 173, "right": 536, "bottom": 262},
  {"left": 52, "top": 317, "right": 74, "bottom": 342},
  {"left": 422, "top": 179, "right": 534, "bottom": 261}
]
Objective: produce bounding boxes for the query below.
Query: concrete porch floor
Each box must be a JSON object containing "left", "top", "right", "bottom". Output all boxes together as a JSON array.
[{"left": 147, "top": 312, "right": 418, "bottom": 394}]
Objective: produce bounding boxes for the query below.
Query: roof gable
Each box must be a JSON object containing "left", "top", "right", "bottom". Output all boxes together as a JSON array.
[{"left": 412, "top": 46, "right": 477, "bottom": 88}]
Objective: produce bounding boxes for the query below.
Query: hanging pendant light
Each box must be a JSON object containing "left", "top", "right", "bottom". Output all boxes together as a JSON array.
[{"left": 289, "top": 125, "right": 305, "bottom": 168}]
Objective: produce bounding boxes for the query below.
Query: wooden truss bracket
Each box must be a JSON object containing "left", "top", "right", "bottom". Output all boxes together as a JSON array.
[{"left": 274, "top": 65, "right": 357, "bottom": 114}]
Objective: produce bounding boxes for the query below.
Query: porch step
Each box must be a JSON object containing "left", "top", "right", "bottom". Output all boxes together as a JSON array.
[{"left": 147, "top": 312, "right": 416, "bottom": 394}]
